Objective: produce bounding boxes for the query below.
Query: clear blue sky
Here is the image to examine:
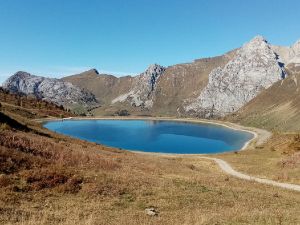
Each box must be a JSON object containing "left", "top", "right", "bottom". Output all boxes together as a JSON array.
[{"left": 0, "top": 0, "right": 300, "bottom": 83}]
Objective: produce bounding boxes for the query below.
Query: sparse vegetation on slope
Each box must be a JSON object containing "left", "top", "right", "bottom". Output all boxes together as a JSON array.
[{"left": 0, "top": 86, "right": 300, "bottom": 225}]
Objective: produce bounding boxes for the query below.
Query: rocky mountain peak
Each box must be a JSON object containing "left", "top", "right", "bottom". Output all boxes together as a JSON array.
[
  {"left": 11, "top": 71, "right": 32, "bottom": 79},
  {"left": 88, "top": 68, "right": 99, "bottom": 75},
  {"left": 3, "top": 71, "right": 98, "bottom": 110},
  {"left": 185, "top": 36, "right": 287, "bottom": 117},
  {"left": 111, "top": 64, "right": 165, "bottom": 108},
  {"left": 240, "top": 35, "right": 274, "bottom": 59},
  {"left": 248, "top": 35, "right": 267, "bottom": 44},
  {"left": 144, "top": 64, "right": 165, "bottom": 75},
  {"left": 141, "top": 64, "right": 165, "bottom": 92}
]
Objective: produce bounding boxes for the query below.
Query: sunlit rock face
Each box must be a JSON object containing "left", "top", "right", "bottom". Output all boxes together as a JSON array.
[
  {"left": 3, "top": 71, "right": 98, "bottom": 108},
  {"left": 185, "top": 36, "right": 287, "bottom": 117},
  {"left": 112, "top": 64, "right": 165, "bottom": 108}
]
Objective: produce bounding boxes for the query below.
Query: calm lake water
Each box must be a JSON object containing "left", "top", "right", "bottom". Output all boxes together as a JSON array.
[{"left": 44, "top": 119, "right": 253, "bottom": 154}]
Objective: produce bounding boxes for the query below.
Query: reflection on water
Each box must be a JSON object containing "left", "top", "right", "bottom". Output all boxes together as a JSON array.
[{"left": 44, "top": 120, "right": 253, "bottom": 154}]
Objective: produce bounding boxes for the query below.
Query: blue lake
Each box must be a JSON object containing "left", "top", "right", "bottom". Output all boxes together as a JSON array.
[{"left": 44, "top": 119, "right": 253, "bottom": 154}]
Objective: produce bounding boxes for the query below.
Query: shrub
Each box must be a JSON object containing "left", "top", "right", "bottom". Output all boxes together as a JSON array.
[{"left": 116, "top": 109, "right": 130, "bottom": 116}]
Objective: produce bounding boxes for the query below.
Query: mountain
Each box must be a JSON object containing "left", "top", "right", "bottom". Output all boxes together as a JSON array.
[
  {"left": 229, "top": 58, "right": 300, "bottom": 131},
  {"left": 4, "top": 35, "right": 300, "bottom": 121},
  {"left": 64, "top": 51, "right": 236, "bottom": 116},
  {"left": 150, "top": 50, "right": 236, "bottom": 115},
  {"left": 66, "top": 36, "right": 289, "bottom": 118},
  {"left": 2, "top": 71, "right": 98, "bottom": 114},
  {"left": 112, "top": 64, "right": 165, "bottom": 108},
  {"left": 184, "top": 36, "right": 287, "bottom": 117},
  {"left": 63, "top": 69, "right": 134, "bottom": 105}
]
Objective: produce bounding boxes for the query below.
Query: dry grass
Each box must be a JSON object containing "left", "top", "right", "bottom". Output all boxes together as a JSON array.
[
  {"left": 0, "top": 123, "right": 299, "bottom": 224},
  {"left": 219, "top": 133, "right": 300, "bottom": 185},
  {"left": 1, "top": 91, "right": 300, "bottom": 224}
]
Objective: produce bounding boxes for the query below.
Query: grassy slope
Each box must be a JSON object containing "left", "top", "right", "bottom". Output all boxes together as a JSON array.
[
  {"left": 1, "top": 122, "right": 300, "bottom": 225},
  {"left": 219, "top": 133, "right": 300, "bottom": 185},
  {"left": 1, "top": 87, "right": 300, "bottom": 224}
]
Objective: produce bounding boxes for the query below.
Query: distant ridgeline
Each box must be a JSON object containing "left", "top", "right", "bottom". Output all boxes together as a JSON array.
[{"left": 3, "top": 36, "right": 300, "bottom": 130}]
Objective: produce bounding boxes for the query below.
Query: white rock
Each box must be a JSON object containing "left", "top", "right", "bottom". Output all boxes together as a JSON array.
[
  {"left": 112, "top": 64, "right": 165, "bottom": 108},
  {"left": 145, "top": 207, "right": 159, "bottom": 216},
  {"left": 185, "top": 36, "right": 287, "bottom": 117},
  {"left": 3, "top": 71, "right": 98, "bottom": 108}
]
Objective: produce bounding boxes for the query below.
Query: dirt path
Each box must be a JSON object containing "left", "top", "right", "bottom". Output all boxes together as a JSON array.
[
  {"left": 39, "top": 116, "right": 299, "bottom": 191},
  {"left": 199, "top": 157, "right": 300, "bottom": 192}
]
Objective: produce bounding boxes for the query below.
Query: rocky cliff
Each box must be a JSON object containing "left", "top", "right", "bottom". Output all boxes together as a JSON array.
[
  {"left": 185, "top": 36, "right": 287, "bottom": 117},
  {"left": 3, "top": 71, "right": 98, "bottom": 110},
  {"left": 112, "top": 64, "right": 165, "bottom": 108}
]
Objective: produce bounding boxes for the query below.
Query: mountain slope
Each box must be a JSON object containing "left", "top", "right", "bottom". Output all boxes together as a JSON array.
[
  {"left": 112, "top": 64, "right": 165, "bottom": 108},
  {"left": 64, "top": 52, "right": 236, "bottom": 116},
  {"left": 151, "top": 50, "right": 236, "bottom": 115},
  {"left": 63, "top": 69, "right": 134, "bottom": 105},
  {"left": 3, "top": 71, "right": 98, "bottom": 113},
  {"left": 185, "top": 36, "right": 287, "bottom": 118},
  {"left": 229, "top": 63, "right": 300, "bottom": 131}
]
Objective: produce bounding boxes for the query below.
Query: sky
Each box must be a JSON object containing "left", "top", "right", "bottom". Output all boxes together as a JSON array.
[{"left": 0, "top": 0, "right": 300, "bottom": 83}]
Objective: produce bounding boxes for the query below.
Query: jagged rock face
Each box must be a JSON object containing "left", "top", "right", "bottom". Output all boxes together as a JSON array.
[
  {"left": 3, "top": 71, "right": 98, "bottom": 108},
  {"left": 185, "top": 36, "right": 287, "bottom": 118},
  {"left": 112, "top": 64, "right": 165, "bottom": 108}
]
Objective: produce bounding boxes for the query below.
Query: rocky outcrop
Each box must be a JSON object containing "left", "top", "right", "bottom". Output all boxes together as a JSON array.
[
  {"left": 185, "top": 36, "right": 287, "bottom": 117},
  {"left": 112, "top": 64, "right": 165, "bottom": 108},
  {"left": 3, "top": 71, "right": 98, "bottom": 109}
]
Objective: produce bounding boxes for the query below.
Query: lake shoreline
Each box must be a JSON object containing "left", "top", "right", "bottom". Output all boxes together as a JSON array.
[{"left": 37, "top": 116, "right": 272, "bottom": 155}]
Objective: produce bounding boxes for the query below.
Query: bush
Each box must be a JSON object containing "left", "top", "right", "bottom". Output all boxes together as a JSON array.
[{"left": 116, "top": 109, "right": 130, "bottom": 116}]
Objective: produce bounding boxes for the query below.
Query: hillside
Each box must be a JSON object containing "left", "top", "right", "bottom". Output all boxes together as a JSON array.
[
  {"left": 229, "top": 63, "right": 300, "bottom": 131},
  {"left": 63, "top": 69, "right": 134, "bottom": 105},
  {"left": 63, "top": 51, "right": 236, "bottom": 116},
  {"left": 0, "top": 87, "right": 73, "bottom": 119},
  {"left": 63, "top": 36, "right": 299, "bottom": 118},
  {"left": 185, "top": 36, "right": 286, "bottom": 117},
  {"left": 1, "top": 79, "right": 300, "bottom": 224}
]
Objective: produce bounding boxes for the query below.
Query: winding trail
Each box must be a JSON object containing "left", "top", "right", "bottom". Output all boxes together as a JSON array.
[
  {"left": 199, "top": 157, "right": 300, "bottom": 192},
  {"left": 38, "top": 116, "right": 299, "bottom": 192}
]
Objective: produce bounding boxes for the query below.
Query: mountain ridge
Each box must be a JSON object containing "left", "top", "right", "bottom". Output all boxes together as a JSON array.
[
  {"left": 3, "top": 35, "right": 300, "bottom": 124},
  {"left": 2, "top": 71, "right": 98, "bottom": 114}
]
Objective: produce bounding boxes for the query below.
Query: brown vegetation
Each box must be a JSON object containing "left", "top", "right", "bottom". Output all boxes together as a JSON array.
[
  {"left": 0, "top": 89, "right": 300, "bottom": 224},
  {"left": 0, "top": 87, "right": 73, "bottom": 119}
]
